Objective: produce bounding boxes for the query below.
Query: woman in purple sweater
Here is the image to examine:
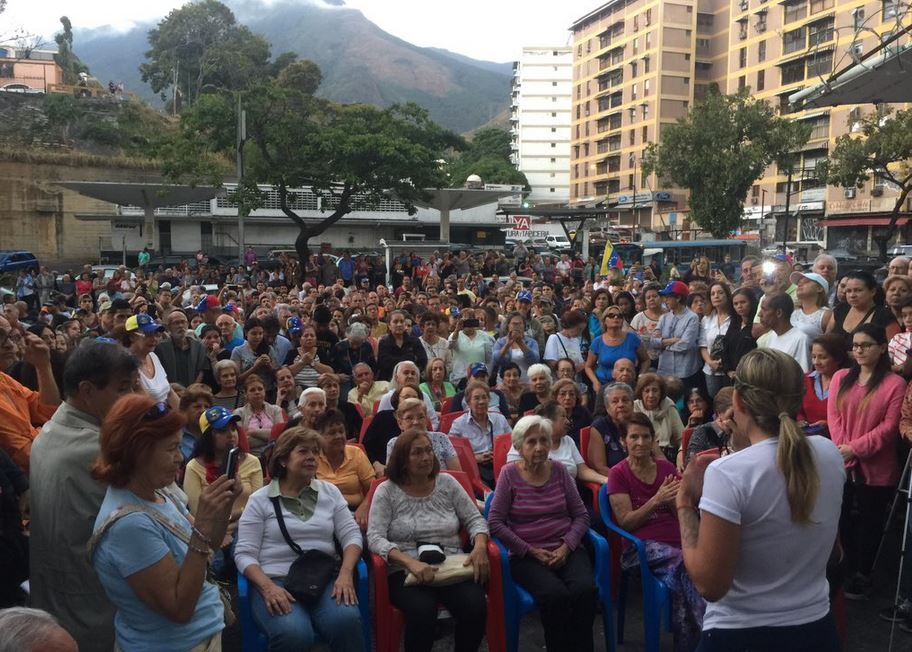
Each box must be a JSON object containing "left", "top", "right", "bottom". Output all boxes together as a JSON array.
[{"left": 488, "top": 415, "right": 596, "bottom": 652}]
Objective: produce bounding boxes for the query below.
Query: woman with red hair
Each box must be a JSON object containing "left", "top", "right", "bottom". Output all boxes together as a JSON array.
[{"left": 90, "top": 394, "right": 238, "bottom": 652}]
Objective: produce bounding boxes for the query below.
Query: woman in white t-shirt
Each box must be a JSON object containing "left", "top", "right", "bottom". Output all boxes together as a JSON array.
[
  {"left": 507, "top": 401, "right": 606, "bottom": 486},
  {"left": 676, "top": 348, "right": 845, "bottom": 651},
  {"left": 122, "top": 313, "right": 179, "bottom": 408}
]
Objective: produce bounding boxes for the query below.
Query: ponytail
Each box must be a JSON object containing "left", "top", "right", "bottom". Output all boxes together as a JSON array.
[{"left": 776, "top": 412, "right": 820, "bottom": 524}]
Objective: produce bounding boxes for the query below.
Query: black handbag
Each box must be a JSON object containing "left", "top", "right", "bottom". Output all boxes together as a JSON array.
[{"left": 270, "top": 497, "right": 337, "bottom": 606}]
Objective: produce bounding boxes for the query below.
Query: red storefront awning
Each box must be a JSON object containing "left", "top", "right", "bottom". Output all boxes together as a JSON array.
[{"left": 819, "top": 215, "right": 910, "bottom": 227}]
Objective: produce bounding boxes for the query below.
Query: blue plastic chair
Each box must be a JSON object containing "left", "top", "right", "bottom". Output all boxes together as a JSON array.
[
  {"left": 237, "top": 557, "right": 372, "bottom": 652},
  {"left": 484, "top": 493, "right": 616, "bottom": 652},
  {"left": 598, "top": 484, "right": 673, "bottom": 652}
]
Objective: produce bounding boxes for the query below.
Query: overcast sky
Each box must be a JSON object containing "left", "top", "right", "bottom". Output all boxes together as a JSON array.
[{"left": 0, "top": 0, "right": 602, "bottom": 62}]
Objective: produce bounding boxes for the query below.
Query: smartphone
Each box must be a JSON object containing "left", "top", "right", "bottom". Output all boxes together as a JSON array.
[
  {"left": 803, "top": 424, "right": 826, "bottom": 436},
  {"left": 463, "top": 318, "right": 480, "bottom": 328},
  {"left": 225, "top": 447, "right": 241, "bottom": 479}
]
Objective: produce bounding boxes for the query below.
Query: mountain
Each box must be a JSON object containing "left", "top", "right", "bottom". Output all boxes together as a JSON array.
[{"left": 74, "top": 0, "right": 511, "bottom": 134}]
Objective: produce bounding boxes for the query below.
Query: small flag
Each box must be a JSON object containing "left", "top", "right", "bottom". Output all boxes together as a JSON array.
[{"left": 599, "top": 242, "right": 623, "bottom": 276}]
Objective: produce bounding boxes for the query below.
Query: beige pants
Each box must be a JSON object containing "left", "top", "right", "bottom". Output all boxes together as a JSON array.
[{"left": 115, "top": 632, "right": 221, "bottom": 652}]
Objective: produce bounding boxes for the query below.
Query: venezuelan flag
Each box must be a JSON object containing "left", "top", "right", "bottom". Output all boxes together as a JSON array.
[{"left": 599, "top": 241, "right": 623, "bottom": 276}]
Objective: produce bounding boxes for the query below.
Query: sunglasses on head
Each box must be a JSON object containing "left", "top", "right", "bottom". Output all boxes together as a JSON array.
[{"left": 144, "top": 402, "right": 170, "bottom": 421}]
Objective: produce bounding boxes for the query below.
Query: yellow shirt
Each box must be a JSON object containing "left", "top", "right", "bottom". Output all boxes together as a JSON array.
[
  {"left": 316, "top": 445, "right": 375, "bottom": 508},
  {"left": 347, "top": 381, "right": 389, "bottom": 417},
  {"left": 183, "top": 453, "right": 264, "bottom": 516}
]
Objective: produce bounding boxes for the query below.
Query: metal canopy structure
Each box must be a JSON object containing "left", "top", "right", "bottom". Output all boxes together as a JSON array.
[
  {"left": 408, "top": 188, "right": 519, "bottom": 242},
  {"left": 57, "top": 181, "right": 225, "bottom": 255},
  {"left": 498, "top": 206, "right": 610, "bottom": 256}
]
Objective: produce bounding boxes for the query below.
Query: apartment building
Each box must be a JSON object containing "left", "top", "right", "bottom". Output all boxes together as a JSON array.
[
  {"left": 510, "top": 47, "right": 573, "bottom": 205},
  {"left": 570, "top": 0, "right": 911, "bottom": 250}
]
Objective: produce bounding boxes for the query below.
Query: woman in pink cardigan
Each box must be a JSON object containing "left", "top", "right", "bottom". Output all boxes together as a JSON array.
[{"left": 827, "top": 324, "right": 906, "bottom": 600}]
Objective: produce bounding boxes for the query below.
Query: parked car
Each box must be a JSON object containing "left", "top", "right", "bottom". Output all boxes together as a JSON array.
[
  {"left": 545, "top": 234, "right": 572, "bottom": 251},
  {"left": 0, "top": 83, "right": 44, "bottom": 95},
  {"left": 0, "top": 251, "right": 39, "bottom": 274},
  {"left": 888, "top": 244, "right": 912, "bottom": 258}
]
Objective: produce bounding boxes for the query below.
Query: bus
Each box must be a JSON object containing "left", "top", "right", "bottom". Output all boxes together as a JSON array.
[{"left": 598, "top": 239, "right": 754, "bottom": 272}]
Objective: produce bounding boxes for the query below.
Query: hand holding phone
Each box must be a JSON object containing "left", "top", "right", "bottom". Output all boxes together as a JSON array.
[{"left": 226, "top": 447, "right": 241, "bottom": 480}]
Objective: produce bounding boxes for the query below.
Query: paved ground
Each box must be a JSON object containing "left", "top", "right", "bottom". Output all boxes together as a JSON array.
[{"left": 223, "top": 514, "right": 912, "bottom": 651}]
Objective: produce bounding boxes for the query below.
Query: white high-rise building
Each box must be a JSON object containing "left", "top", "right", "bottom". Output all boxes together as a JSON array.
[{"left": 510, "top": 46, "right": 572, "bottom": 205}]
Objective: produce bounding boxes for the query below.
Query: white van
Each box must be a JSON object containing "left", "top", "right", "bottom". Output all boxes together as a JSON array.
[{"left": 545, "top": 234, "right": 572, "bottom": 250}]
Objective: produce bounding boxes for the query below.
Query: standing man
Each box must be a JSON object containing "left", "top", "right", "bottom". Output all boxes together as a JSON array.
[
  {"left": 155, "top": 309, "right": 210, "bottom": 387},
  {"left": 338, "top": 251, "right": 356, "bottom": 287},
  {"left": 244, "top": 245, "right": 258, "bottom": 270},
  {"left": 137, "top": 246, "right": 151, "bottom": 271},
  {"left": 757, "top": 292, "right": 812, "bottom": 372},
  {"left": 29, "top": 340, "right": 140, "bottom": 652}
]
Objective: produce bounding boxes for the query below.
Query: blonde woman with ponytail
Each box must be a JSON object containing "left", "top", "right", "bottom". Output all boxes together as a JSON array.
[{"left": 675, "top": 348, "right": 846, "bottom": 652}]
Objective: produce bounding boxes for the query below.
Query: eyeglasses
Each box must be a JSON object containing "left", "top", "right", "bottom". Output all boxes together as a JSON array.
[
  {"left": 144, "top": 402, "right": 170, "bottom": 421},
  {"left": 851, "top": 342, "right": 879, "bottom": 351},
  {"left": 605, "top": 313, "right": 623, "bottom": 320}
]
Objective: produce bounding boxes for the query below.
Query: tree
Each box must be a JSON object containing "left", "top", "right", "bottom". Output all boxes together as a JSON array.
[
  {"left": 140, "top": 0, "right": 271, "bottom": 109},
  {"left": 53, "top": 16, "right": 88, "bottom": 84},
  {"left": 820, "top": 107, "right": 912, "bottom": 261},
  {"left": 446, "top": 127, "right": 528, "bottom": 188},
  {"left": 643, "top": 86, "right": 810, "bottom": 237},
  {"left": 162, "top": 64, "right": 464, "bottom": 280}
]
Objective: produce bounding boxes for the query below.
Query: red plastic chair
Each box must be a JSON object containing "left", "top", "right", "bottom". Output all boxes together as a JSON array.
[
  {"left": 577, "top": 427, "right": 602, "bottom": 516},
  {"left": 358, "top": 415, "right": 374, "bottom": 443},
  {"left": 492, "top": 434, "right": 514, "bottom": 481},
  {"left": 438, "top": 410, "right": 466, "bottom": 434},
  {"left": 440, "top": 395, "right": 456, "bottom": 414},
  {"left": 352, "top": 401, "right": 366, "bottom": 419},
  {"left": 449, "top": 436, "right": 492, "bottom": 497},
  {"left": 268, "top": 421, "right": 288, "bottom": 443},
  {"left": 372, "top": 399, "right": 381, "bottom": 416},
  {"left": 681, "top": 427, "right": 695, "bottom": 461},
  {"left": 364, "top": 471, "right": 506, "bottom": 652}
]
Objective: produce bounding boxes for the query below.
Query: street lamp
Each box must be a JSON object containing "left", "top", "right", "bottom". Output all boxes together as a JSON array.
[
  {"left": 760, "top": 188, "right": 768, "bottom": 247},
  {"left": 629, "top": 152, "right": 638, "bottom": 232}
]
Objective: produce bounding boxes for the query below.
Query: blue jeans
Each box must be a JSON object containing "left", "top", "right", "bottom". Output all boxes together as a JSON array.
[{"left": 251, "top": 577, "right": 363, "bottom": 652}]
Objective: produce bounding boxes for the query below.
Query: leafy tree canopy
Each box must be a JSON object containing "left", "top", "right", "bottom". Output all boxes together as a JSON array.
[
  {"left": 446, "top": 127, "right": 528, "bottom": 188},
  {"left": 643, "top": 86, "right": 810, "bottom": 237},
  {"left": 53, "top": 16, "right": 89, "bottom": 84},
  {"left": 820, "top": 106, "right": 912, "bottom": 260}
]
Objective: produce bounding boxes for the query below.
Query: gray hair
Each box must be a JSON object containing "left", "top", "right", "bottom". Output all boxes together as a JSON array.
[
  {"left": 298, "top": 387, "right": 326, "bottom": 407},
  {"left": 62, "top": 339, "right": 139, "bottom": 398},
  {"left": 527, "top": 363, "right": 552, "bottom": 384},
  {"left": 603, "top": 382, "right": 634, "bottom": 401},
  {"left": 813, "top": 253, "right": 837, "bottom": 273},
  {"left": 0, "top": 607, "right": 68, "bottom": 652},
  {"left": 352, "top": 362, "right": 373, "bottom": 376},
  {"left": 213, "top": 359, "right": 240, "bottom": 380},
  {"left": 347, "top": 322, "right": 369, "bottom": 339},
  {"left": 390, "top": 361, "right": 419, "bottom": 390},
  {"left": 511, "top": 414, "right": 553, "bottom": 450}
]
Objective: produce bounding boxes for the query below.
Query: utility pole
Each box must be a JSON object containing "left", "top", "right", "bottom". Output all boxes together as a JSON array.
[
  {"left": 782, "top": 166, "right": 793, "bottom": 252},
  {"left": 630, "top": 152, "right": 638, "bottom": 233},
  {"left": 237, "top": 94, "right": 248, "bottom": 262}
]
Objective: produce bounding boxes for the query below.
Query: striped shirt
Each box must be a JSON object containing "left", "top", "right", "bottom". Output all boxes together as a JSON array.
[{"left": 487, "top": 462, "right": 589, "bottom": 556}]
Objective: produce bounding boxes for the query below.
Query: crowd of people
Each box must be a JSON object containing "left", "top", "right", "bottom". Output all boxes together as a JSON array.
[{"left": 0, "top": 246, "right": 911, "bottom": 652}]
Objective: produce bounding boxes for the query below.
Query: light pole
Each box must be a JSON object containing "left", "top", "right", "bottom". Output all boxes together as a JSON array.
[
  {"left": 629, "top": 152, "right": 638, "bottom": 232},
  {"left": 236, "top": 94, "right": 248, "bottom": 262},
  {"left": 760, "top": 188, "right": 768, "bottom": 247}
]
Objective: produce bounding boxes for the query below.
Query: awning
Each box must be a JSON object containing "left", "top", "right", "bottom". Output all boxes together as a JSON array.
[{"left": 819, "top": 215, "right": 911, "bottom": 227}]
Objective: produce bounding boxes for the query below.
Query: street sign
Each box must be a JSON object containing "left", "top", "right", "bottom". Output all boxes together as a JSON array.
[{"left": 511, "top": 215, "right": 531, "bottom": 231}]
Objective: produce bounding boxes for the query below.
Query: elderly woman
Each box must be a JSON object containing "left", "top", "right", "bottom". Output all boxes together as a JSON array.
[
  {"left": 367, "top": 429, "right": 490, "bottom": 652},
  {"left": 316, "top": 409, "right": 375, "bottom": 530},
  {"left": 587, "top": 382, "right": 635, "bottom": 476},
  {"left": 297, "top": 387, "right": 327, "bottom": 431},
  {"left": 884, "top": 274, "right": 912, "bottom": 325},
  {"left": 91, "top": 394, "right": 236, "bottom": 652},
  {"left": 318, "top": 373, "right": 362, "bottom": 440},
  {"left": 450, "top": 380, "right": 512, "bottom": 487},
  {"left": 275, "top": 366, "right": 302, "bottom": 422},
  {"left": 492, "top": 311, "right": 541, "bottom": 383},
  {"left": 212, "top": 359, "right": 245, "bottom": 411},
  {"left": 551, "top": 377, "right": 592, "bottom": 446},
  {"left": 634, "top": 373, "right": 684, "bottom": 464},
  {"left": 234, "top": 427, "right": 364, "bottom": 652},
  {"left": 385, "top": 397, "right": 461, "bottom": 474},
  {"left": 419, "top": 357, "right": 456, "bottom": 412},
  {"left": 234, "top": 375, "right": 284, "bottom": 453},
  {"left": 607, "top": 412, "right": 705, "bottom": 651},
  {"left": 362, "top": 384, "right": 424, "bottom": 471},
  {"left": 518, "top": 363, "right": 554, "bottom": 414},
  {"left": 490, "top": 414, "right": 596, "bottom": 652}
]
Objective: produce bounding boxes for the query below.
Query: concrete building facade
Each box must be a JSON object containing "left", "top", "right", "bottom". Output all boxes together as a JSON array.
[{"left": 510, "top": 47, "right": 573, "bottom": 205}]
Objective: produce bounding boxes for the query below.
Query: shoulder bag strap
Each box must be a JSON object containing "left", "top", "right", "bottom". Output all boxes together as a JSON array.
[
  {"left": 87, "top": 497, "right": 194, "bottom": 558},
  {"left": 269, "top": 496, "right": 304, "bottom": 556}
]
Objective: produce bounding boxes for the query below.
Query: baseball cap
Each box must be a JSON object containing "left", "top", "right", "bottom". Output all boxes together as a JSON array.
[
  {"left": 195, "top": 295, "right": 221, "bottom": 313},
  {"left": 199, "top": 406, "right": 241, "bottom": 433},
  {"left": 159, "top": 282, "right": 172, "bottom": 292},
  {"left": 124, "top": 313, "right": 166, "bottom": 334},
  {"left": 469, "top": 362, "right": 489, "bottom": 377},
  {"left": 98, "top": 300, "right": 113, "bottom": 313},
  {"left": 286, "top": 316, "right": 303, "bottom": 335},
  {"left": 517, "top": 290, "right": 533, "bottom": 303},
  {"left": 658, "top": 280, "right": 690, "bottom": 297},
  {"left": 790, "top": 271, "right": 829, "bottom": 295}
]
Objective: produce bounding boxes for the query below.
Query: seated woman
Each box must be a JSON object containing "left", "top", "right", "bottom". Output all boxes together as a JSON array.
[
  {"left": 178, "top": 384, "right": 214, "bottom": 463},
  {"left": 91, "top": 395, "right": 235, "bottom": 652},
  {"left": 385, "top": 397, "right": 462, "bottom": 474},
  {"left": 234, "top": 427, "right": 364, "bottom": 652},
  {"left": 588, "top": 383, "right": 635, "bottom": 476},
  {"left": 683, "top": 386, "right": 713, "bottom": 429},
  {"left": 555, "top": 357, "right": 589, "bottom": 409},
  {"left": 507, "top": 401, "right": 607, "bottom": 486},
  {"left": 234, "top": 375, "right": 284, "bottom": 454},
  {"left": 296, "top": 387, "right": 327, "bottom": 431},
  {"left": 212, "top": 359, "right": 245, "bottom": 411},
  {"left": 607, "top": 412, "right": 705, "bottom": 651},
  {"left": 318, "top": 373, "right": 363, "bottom": 441},
  {"left": 449, "top": 380, "right": 512, "bottom": 488},
  {"left": 419, "top": 357, "right": 456, "bottom": 412},
  {"left": 634, "top": 373, "right": 684, "bottom": 464},
  {"left": 275, "top": 366, "right": 301, "bottom": 422},
  {"left": 518, "top": 363, "right": 553, "bottom": 415},
  {"left": 682, "top": 388, "right": 735, "bottom": 468},
  {"left": 489, "top": 415, "right": 597, "bottom": 652},
  {"left": 551, "top": 377, "right": 592, "bottom": 446},
  {"left": 316, "top": 408, "right": 375, "bottom": 530},
  {"left": 496, "top": 362, "right": 526, "bottom": 424},
  {"left": 362, "top": 384, "right": 423, "bottom": 472},
  {"left": 367, "top": 429, "right": 490, "bottom": 652}
]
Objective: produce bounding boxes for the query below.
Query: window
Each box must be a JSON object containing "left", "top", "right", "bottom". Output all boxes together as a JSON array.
[
  {"left": 646, "top": 8, "right": 652, "bottom": 24},
  {"left": 781, "top": 60, "right": 805, "bottom": 84},
  {"left": 697, "top": 13, "right": 714, "bottom": 30},
  {"left": 644, "top": 79, "right": 651, "bottom": 94},
  {"left": 757, "top": 69, "right": 765, "bottom": 91},
  {"left": 628, "top": 174, "right": 635, "bottom": 189},
  {"left": 646, "top": 32, "right": 652, "bottom": 47},
  {"left": 808, "top": 18, "right": 834, "bottom": 47},
  {"left": 806, "top": 51, "right": 833, "bottom": 77},
  {"left": 739, "top": 47, "right": 747, "bottom": 68},
  {"left": 631, "top": 61, "right": 638, "bottom": 77},
  {"left": 783, "top": 27, "right": 806, "bottom": 54},
  {"left": 634, "top": 14, "right": 639, "bottom": 30},
  {"left": 642, "top": 103, "right": 649, "bottom": 119},
  {"left": 809, "top": 0, "right": 833, "bottom": 12},
  {"left": 853, "top": 8, "right": 865, "bottom": 29},
  {"left": 642, "top": 126, "right": 648, "bottom": 142},
  {"left": 807, "top": 115, "right": 830, "bottom": 140},
  {"left": 644, "top": 56, "right": 650, "bottom": 73},
  {"left": 696, "top": 38, "right": 711, "bottom": 49},
  {"left": 632, "top": 83, "right": 638, "bottom": 100},
  {"left": 551, "top": 127, "right": 557, "bottom": 132},
  {"left": 629, "top": 130, "right": 636, "bottom": 145},
  {"left": 633, "top": 38, "right": 639, "bottom": 54},
  {"left": 758, "top": 40, "right": 767, "bottom": 62},
  {"left": 550, "top": 188, "right": 556, "bottom": 192},
  {"left": 739, "top": 75, "right": 747, "bottom": 89},
  {"left": 552, "top": 81, "right": 558, "bottom": 86},
  {"left": 551, "top": 142, "right": 557, "bottom": 148},
  {"left": 784, "top": 0, "right": 807, "bottom": 23}
]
